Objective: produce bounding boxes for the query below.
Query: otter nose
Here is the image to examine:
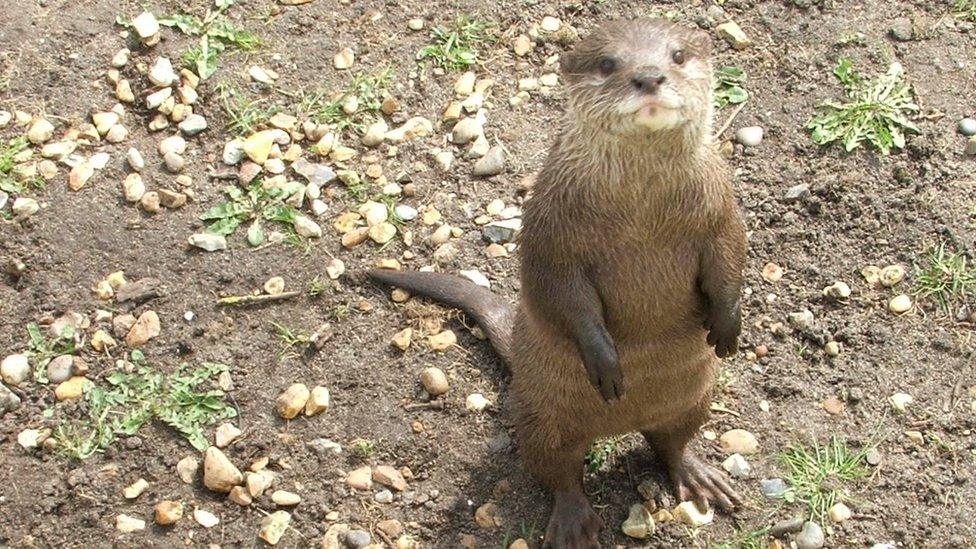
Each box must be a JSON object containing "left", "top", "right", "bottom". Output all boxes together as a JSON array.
[{"left": 631, "top": 71, "right": 666, "bottom": 94}]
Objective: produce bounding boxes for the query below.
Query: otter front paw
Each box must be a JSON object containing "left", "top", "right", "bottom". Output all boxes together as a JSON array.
[
  {"left": 580, "top": 341, "right": 623, "bottom": 403},
  {"left": 705, "top": 301, "right": 741, "bottom": 358}
]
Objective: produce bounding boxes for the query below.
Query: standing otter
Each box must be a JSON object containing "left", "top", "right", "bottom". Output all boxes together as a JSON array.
[{"left": 370, "top": 18, "right": 746, "bottom": 547}]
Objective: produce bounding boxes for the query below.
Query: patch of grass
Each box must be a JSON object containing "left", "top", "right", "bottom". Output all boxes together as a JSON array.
[
  {"left": 155, "top": 3, "right": 261, "bottom": 80},
  {"left": 270, "top": 321, "right": 310, "bottom": 361},
  {"left": 417, "top": 15, "right": 493, "bottom": 71},
  {"left": 779, "top": 436, "right": 869, "bottom": 523},
  {"left": 215, "top": 84, "right": 281, "bottom": 135},
  {"left": 0, "top": 137, "right": 43, "bottom": 195},
  {"left": 297, "top": 68, "right": 392, "bottom": 133},
  {"left": 914, "top": 242, "right": 976, "bottom": 313},
  {"left": 713, "top": 66, "right": 749, "bottom": 109},
  {"left": 954, "top": 0, "right": 976, "bottom": 21},
  {"left": 807, "top": 58, "right": 919, "bottom": 154},
  {"left": 331, "top": 302, "right": 355, "bottom": 322},
  {"left": 585, "top": 436, "right": 624, "bottom": 473},
  {"left": 307, "top": 276, "right": 326, "bottom": 298},
  {"left": 500, "top": 521, "right": 541, "bottom": 548},
  {"left": 25, "top": 323, "right": 77, "bottom": 384},
  {"left": 199, "top": 179, "right": 303, "bottom": 247},
  {"left": 53, "top": 353, "right": 236, "bottom": 459},
  {"left": 350, "top": 438, "right": 375, "bottom": 459},
  {"left": 714, "top": 526, "right": 770, "bottom": 549}
]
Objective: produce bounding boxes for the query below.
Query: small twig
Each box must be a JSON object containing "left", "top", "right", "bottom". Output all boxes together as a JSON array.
[
  {"left": 374, "top": 527, "right": 395, "bottom": 548},
  {"left": 715, "top": 102, "right": 747, "bottom": 139},
  {"left": 404, "top": 401, "right": 445, "bottom": 411},
  {"left": 216, "top": 291, "right": 301, "bottom": 306},
  {"left": 709, "top": 402, "right": 741, "bottom": 417}
]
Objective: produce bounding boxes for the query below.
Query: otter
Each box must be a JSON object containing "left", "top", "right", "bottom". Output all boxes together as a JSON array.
[{"left": 370, "top": 18, "right": 746, "bottom": 547}]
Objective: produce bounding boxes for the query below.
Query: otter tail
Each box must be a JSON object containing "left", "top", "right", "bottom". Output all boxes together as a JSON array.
[{"left": 367, "top": 269, "right": 515, "bottom": 366}]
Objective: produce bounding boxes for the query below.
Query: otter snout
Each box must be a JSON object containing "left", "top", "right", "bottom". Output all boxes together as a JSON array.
[{"left": 631, "top": 71, "right": 666, "bottom": 94}]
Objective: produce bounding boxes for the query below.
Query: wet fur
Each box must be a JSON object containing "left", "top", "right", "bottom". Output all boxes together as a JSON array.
[{"left": 369, "top": 18, "right": 746, "bottom": 547}]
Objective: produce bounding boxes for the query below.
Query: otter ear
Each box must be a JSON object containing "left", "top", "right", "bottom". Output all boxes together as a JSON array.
[
  {"left": 687, "top": 29, "right": 712, "bottom": 57},
  {"left": 560, "top": 49, "right": 584, "bottom": 77}
]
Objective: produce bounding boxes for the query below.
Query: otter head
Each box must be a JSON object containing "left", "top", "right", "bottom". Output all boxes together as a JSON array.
[{"left": 560, "top": 19, "right": 713, "bottom": 137}]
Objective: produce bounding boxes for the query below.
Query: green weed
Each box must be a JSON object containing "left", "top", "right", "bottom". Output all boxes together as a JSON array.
[
  {"left": 53, "top": 353, "right": 236, "bottom": 459},
  {"left": 199, "top": 179, "right": 302, "bottom": 246},
  {"left": 297, "top": 68, "right": 392, "bottom": 133},
  {"left": 713, "top": 526, "right": 771, "bottom": 549},
  {"left": 779, "top": 436, "right": 869, "bottom": 523},
  {"left": 713, "top": 66, "right": 749, "bottom": 109},
  {"left": 307, "top": 276, "right": 326, "bottom": 298},
  {"left": 954, "top": 0, "right": 976, "bottom": 21},
  {"left": 914, "top": 242, "right": 976, "bottom": 313},
  {"left": 25, "top": 323, "right": 77, "bottom": 384},
  {"left": 807, "top": 58, "right": 919, "bottom": 154},
  {"left": 215, "top": 84, "right": 281, "bottom": 135},
  {"left": 270, "top": 321, "right": 310, "bottom": 361},
  {"left": 0, "top": 137, "right": 43, "bottom": 195},
  {"left": 350, "top": 438, "right": 375, "bottom": 459},
  {"left": 154, "top": 2, "right": 261, "bottom": 79},
  {"left": 417, "top": 15, "right": 492, "bottom": 71},
  {"left": 585, "top": 436, "right": 624, "bottom": 473}
]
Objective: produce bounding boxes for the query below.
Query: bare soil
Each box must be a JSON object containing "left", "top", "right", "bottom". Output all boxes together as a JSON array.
[{"left": 1, "top": 0, "right": 974, "bottom": 548}]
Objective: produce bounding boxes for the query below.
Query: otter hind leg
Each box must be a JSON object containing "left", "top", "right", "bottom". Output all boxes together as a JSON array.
[
  {"left": 641, "top": 406, "right": 741, "bottom": 512},
  {"left": 517, "top": 426, "right": 601, "bottom": 548}
]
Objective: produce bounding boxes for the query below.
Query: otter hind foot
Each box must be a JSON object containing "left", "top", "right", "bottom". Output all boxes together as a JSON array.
[
  {"left": 669, "top": 453, "right": 741, "bottom": 512},
  {"left": 542, "top": 492, "right": 602, "bottom": 549}
]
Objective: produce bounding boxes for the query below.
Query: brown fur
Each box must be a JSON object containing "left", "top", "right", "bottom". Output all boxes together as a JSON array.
[{"left": 370, "top": 18, "right": 746, "bottom": 547}]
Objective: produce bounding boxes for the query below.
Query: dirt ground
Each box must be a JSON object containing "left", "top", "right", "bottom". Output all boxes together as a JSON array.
[{"left": 1, "top": 0, "right": 975, "bottom": 547}]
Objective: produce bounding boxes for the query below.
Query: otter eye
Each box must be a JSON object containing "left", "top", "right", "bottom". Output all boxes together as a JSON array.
[
  {"left": 598, "top": 57, "right": 618, "bottom": 75},
  {"left": 671, "top": 49, "right": 686, "bottom": 65}
]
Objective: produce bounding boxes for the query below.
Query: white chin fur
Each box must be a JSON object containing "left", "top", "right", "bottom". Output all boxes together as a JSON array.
[{"left": 634, "top": 106, "right": 684, "bottom": 131}]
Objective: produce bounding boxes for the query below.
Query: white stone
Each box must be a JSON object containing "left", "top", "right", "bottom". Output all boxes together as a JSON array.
[
  {"left": 188, "top": 233, "right": 227, "bottom": 252},
  {"left": 1, "top": 354, "right": 30, "bottom": 386},
  {"left": 132, "top": 11, "right": 160, "bottom": 40},
  {"left": 148, "top": 57, "right": 177, "bottom": 87},
  {"left": 735, "top": 126, "right": 764, "bottom": 146},
  {"left": 465, "top": 393, "right": 490, "bottom": 412},
  {"left": 293, "top": 215, "right": 322, "bottom": 238},
  {"left": 673, "top": 501, "right": 714, "bottom": 527}
]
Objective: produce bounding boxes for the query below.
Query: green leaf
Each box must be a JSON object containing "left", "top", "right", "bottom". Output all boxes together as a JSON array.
[
  {"left": 246, "top": 219, "right": 265, "bottom": 246},
  {"left": 158, "top": 13, "right": 205, "bottom": 35},
  {"left": 206, "top": 216, "right": 244, "bottom": 236},
  {"left": 200, "top": 200, "right": 249, "bottom": 221},
  {"left": 26, "top": 323, "right": 45, "bottom": 350},
  {"left": 263, "top": 204, "right": 297, "bottom": 223}
]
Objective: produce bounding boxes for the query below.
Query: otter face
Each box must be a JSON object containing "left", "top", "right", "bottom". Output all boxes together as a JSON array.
[{"left": 561, "top": 19, "right": 713, "bottom": 136}]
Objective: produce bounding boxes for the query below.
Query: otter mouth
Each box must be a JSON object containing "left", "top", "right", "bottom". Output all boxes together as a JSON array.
[{"left": 626, "top": 97, "right": 685, "bottom": 131}]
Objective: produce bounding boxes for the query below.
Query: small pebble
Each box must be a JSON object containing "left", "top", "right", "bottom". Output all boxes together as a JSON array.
[
  {"left": 719, "top": 429, "right": 758, "bottom": 454},
  {"left": 276, "top": 383, "right": 310, "bottom": 419},
  {"left": 673, "top": 501, "right": 713, "bottom": 527},
  {"left": 465, "top": 393, "right": 490, "bottom": 413},
  {"left": 420, "top": 367, "right": 449, "bottom": 396},
  {"left": 154, "top": 500, "right": 183, "bottom": 525},
  {"left": 769, "top": 516, "right": 804, "bottom": 538},
  {"left": 828, "top": 502, "right": 852, "bottom": 523},
  {"left": 888, "top": 294, "right": 912, "bottom": 314},
  {"left": 345, "top": 529, "right": 371, "bottom": 548},
  {"left": 888, "top": 392, "right": 912, "bottom": 412},
  {"left": 193, "top": 508, "right": 219, "bottom": 528},
  {"left": 374, "top": 489, "right": 394, "bottom": 504},
  {"left": 959, "top": 117, "right": 976, "bottom": 137},
  {"left": 795, "top": 521, "right": 825, "bottom": 549},
  {"left": 116, "top": 514, "right": 146, "bottom": 533},
  {"left": 621, "top": 503, "right": 655, "bottom": 539},
  {"left": 760, "top": 478, "right": 789, "bottom": 498},
  {"left": 721, "top": 453, "right": 751, "bottom": 478},
  {"left": 1, "top": 354, "right": 30, "bottom": 386},
  {"left": 735, "top": 126, "right": 763, "bottom": 146}
]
